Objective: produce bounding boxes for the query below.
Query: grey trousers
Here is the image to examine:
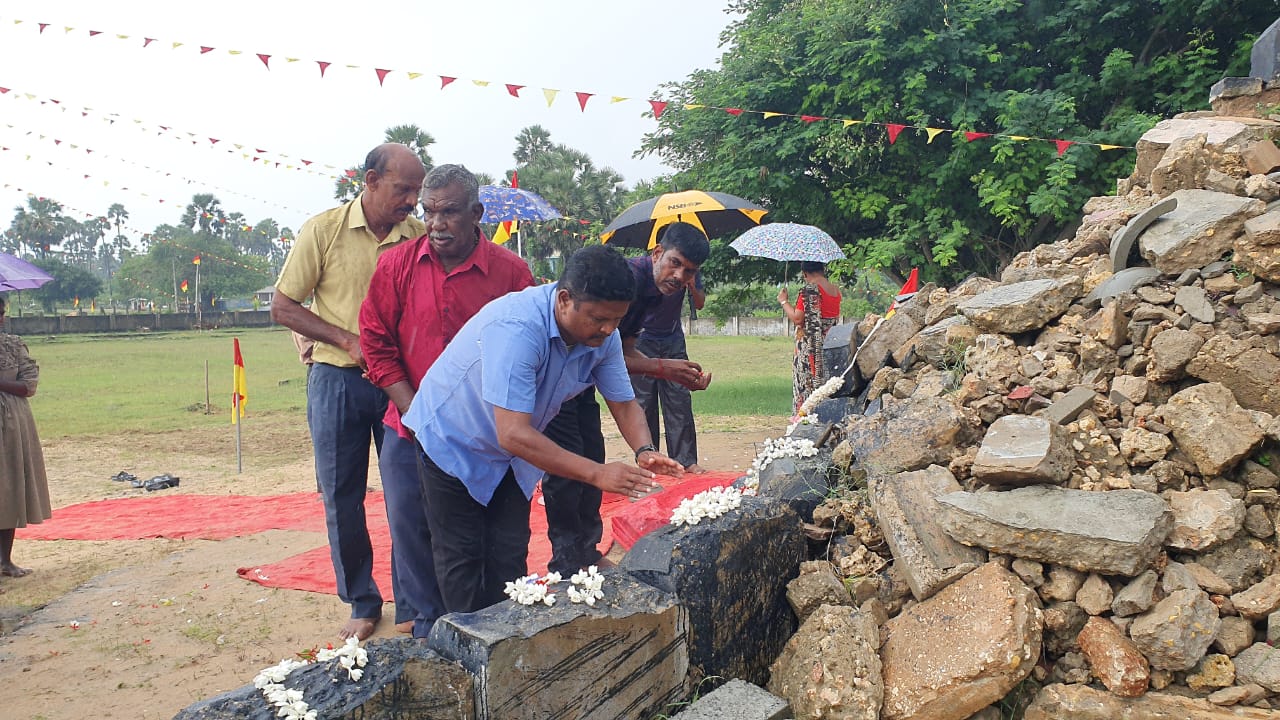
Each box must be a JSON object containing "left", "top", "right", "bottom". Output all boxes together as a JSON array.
[{"left": 631, "top": 333, "right": 699, "bottom": 467}]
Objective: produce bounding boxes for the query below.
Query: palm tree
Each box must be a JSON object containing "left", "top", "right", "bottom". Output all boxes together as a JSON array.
[
  {"left": 513, "top": 125, "right": 554, "bottom": 165},
  {"left": 181, "top": 194, "right": 225, "bottom": 236},
  {"left": 107, "top": 203, "right": 129, "bottom": 245},
  {"left": 333, "top": 124, "right": 437, "bottom": 201},
  {"left": 9, "top": 197, "right": 70, "bottom": 258}
]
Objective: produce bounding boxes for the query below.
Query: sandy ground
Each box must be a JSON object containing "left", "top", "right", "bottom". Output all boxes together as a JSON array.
[{"left": 0, "top": 414, "right": 781, "bottom": 720}]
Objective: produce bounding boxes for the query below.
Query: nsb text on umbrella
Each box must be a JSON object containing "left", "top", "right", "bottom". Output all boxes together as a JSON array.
[{"left": 600, "top": 190, "right": 767, "bottom": 250}]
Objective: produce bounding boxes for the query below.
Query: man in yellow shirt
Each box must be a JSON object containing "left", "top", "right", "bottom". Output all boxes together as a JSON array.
[{"left": 272, "top": 143, "right": 426, "bottom": 641}]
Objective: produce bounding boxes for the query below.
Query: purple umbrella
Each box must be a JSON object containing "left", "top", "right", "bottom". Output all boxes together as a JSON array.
[{"left": 0, "top": 252, "right": 54, "bottom": 291}]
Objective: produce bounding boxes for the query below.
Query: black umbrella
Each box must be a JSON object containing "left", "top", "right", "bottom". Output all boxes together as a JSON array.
[{"left": 600, "top": 190, "right": 767, "bottom": 249}]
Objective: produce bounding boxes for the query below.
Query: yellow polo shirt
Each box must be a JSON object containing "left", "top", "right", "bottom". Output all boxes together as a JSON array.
[{"left": 275, "top": 194, "right": 425, "bottom": 368}]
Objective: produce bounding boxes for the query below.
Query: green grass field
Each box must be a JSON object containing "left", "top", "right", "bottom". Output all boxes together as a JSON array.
[{"left": 21, "top": 328, "right": 795, "bottom": 439}]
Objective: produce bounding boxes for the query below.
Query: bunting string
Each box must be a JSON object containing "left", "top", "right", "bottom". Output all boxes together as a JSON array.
[{"left": 0, "top": 15, "right": 1131, "bottom": 155}]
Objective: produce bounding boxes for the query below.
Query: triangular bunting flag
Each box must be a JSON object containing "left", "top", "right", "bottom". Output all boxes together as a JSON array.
[
  {"left": 317, "top": 61, "right": 330, "bottom": 77},
  {"left": 472, "top": 80, "right": 490, "bottom": 87},
  {"left": 89, "top": 30, "right": 102, "bottom": 37},
  {"left": 38, "top": 23, "right": 48, "bottom": 33},
  {"left": 926, "top": 128, "right": 946, "bottom": 143},
  {"left": 610, "top": 96, "right": 627, "bottom": 103},
  {"left": 172, "top": 42, "right": 183, "bottom": 49},
  {"left": 886, "top": 123, "right": 906, "bottom": 143},
  {"left": 763, "top": 112, "right": 782, "bottom": 119},
  {"left": 1098, "top": 144, "right": 1123, "bottom": 151},
  {"left": 1008, "top": 135, "right": 1030, "bottom": 141},
  {"left": 143, "top": 37, "right": 155, "bottom": 47},
  {"left": 684, "top": 104, "right": 705, "bottom": 109},
  {"left": 505, "top": 84, "right": 524, "bottom": 97},
  {"left": 257, "top": 53, "right": 270, "bottom": 68},
  {"left": 116, "top": 34, "right": 128, "bottom": 40},
  {"left": 964, "top": 131, "right": 992, "bottom": 142},
  {"left": 842, "top": 119, "right": 862, "bottom": 127},
  {"left": 1054, "top": 139, "right": 1074, "bottom": 156},
  {"left": 375, "top": 69, "right": 392, "bottom": 86},
  {"left": 200, "top": 46, "right": 214, "bottom": 54},
  {"left": 228, "top": 50, "right": 242, "bottom": 56},
  {"left": 575, "top": 92, "right": 593, "bottom": 111},
  {"left": 725, "top": 108, "right": 743, "bottom": 116},
  {"left": 407, "top": 72, "right": 422, "bottom": 80},
  {"left": 649, "top": 100, "right": 668, "bottom": 119},
  {"left": 440, "top": 76, "right": 456, "bottom": 89},
  {"left": 543, "top": 89, "right": 558, "bottom": 107},
  {"left": 799, "top": 115, "right": 825, "bottom": 123}
]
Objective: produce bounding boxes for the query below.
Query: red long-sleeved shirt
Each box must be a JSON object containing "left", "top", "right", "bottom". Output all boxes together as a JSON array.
[{"left": 359, "top": 232, "right": 534, "bottom": 437}]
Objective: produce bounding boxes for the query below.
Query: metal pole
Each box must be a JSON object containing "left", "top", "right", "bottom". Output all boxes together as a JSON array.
[
  {"left": 235, "top": 396, "right": 243, "bottom": 474},
  {"left": 204, "top": 360, "right": 211, "bottom": 414}
]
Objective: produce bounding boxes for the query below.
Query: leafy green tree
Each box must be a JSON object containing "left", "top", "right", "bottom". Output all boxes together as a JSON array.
[
  {"left": 333, "top": 124, "right": 436, "bottom": 201},
  {"left": 641, "top": 0, "right": 1270, "bottom": 284},
  {"left": 181, "top": 193, "right": 225, "bottom": 236},
  {"left": 28, "top": 257, "right": 103, "bottom": 312}
]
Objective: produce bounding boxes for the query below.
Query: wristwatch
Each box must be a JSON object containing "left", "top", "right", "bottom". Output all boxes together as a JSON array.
[{"left": 634, "top": 443, "right": 658, "bottom": 461}]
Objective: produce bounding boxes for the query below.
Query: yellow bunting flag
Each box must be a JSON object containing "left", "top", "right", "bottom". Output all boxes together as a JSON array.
[
  {"left": 926, "top": 128, "right": 946, "bottom": 143},
  {"left": 543, "top": 88, "right": 558, "bottom": 107}
]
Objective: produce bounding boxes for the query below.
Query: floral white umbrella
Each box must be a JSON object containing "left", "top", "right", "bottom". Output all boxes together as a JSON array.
[{"left": 729, "top": 222, "right": 845, "bottom": 263}]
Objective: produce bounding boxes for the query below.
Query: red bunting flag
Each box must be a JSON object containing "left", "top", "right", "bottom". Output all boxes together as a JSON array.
[
  {"left": 505, "top": 84, "right": 524, "bottom": 97},
  {"left": 38, "top": 23, "right": 49, "bottom": 33},
  {"left": 1054, "top": 140, "right": 1074, "bottom": 156},
  {"left": 799, "top": 115, "right": 825, "bottom": 123},
  {"left": 143, "top": 37, "right": 155, "bottom": 47},
  {"left": 440, "top": 76, "right": 456, "bottom": 89},
  {"left": 575, "top": 92, "right": 593, "bottom": 112},
  {"left": 375, "top": 68, "right": 391, "bottom": 86},
  {"left": 316, "top": 61, "right": 330, "bottom": 77},
  {"left": 964, "top": 131, "right": 992, "bottom": 142},
  {"left": 257, "top": 53, "right": 270, "bottom": 69},
  {"left": 649, "top": 100, "right": 668, "bottom": 120},
  {"left": 886, "top": 123, "right": 906, "bottom": 143},
  {"left": 725, "top": 108, "right": 743, "bottom": 116},
  {"left": 232, "top": 338, "right": 247, "bottom": 423},
  {"left": 89, "top": 30, "right": 102, "bottom": 37},
  {"left": 200, "top": 46, "right": 214, "bottom": 54}
]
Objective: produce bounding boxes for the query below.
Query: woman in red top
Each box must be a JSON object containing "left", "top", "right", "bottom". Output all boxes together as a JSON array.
[{"left": 778, "top": 261, "right": 842, "bottom": 413}]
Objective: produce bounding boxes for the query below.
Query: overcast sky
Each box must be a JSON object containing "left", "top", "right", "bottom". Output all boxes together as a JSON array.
[{"left": 0, "top": 1, "right": 738, "bottom": 242}]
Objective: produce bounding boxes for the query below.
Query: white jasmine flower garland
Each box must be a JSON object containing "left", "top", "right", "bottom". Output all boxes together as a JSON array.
[
  {"left": 670, "top": 485, "right": 748, "bottom": 526},
  {"left": 742, "top": 436, "right": 819, "bottom": 494},
  {"left": 504, "top": 567, "right": 608, "bottom": 606},
  {"left": 798, "top": 374, "right": 843, "bottom": 416},
  {"left": 253, "top": 636, "right": 368, "bottom": 719}
]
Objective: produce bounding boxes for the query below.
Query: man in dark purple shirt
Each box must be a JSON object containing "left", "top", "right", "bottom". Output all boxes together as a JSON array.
[{"left": 542, "top": 222, "right": 711, "bottom": 574}]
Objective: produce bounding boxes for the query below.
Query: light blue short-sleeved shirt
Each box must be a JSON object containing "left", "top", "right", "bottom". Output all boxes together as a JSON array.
[{"left": 401, "top": 283, "right": 635, "bottom": 505}]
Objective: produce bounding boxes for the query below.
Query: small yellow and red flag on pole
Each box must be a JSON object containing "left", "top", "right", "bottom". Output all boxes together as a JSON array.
[
  {"left": 492, "top": 220, "right": 518, "bottom": 245},
  {"left": 232, "top": 338, "right": 247, "bottom": 424},
  {"left": 885, "top": 268, "right": 919, "bottom": 319},
  {"left": 180, "top": 279, "right": 189, "bottom": 292},
  {"left": 192, "top": 254, "right": 202, "bottom": 265}
]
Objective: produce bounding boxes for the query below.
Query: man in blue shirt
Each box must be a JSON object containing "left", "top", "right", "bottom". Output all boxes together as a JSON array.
[
  {"left": 542, "top": 222, "right": 712, "bottom": 575},
  {"left": 402, "top": 245, "right": 683, "bottom": 614}
]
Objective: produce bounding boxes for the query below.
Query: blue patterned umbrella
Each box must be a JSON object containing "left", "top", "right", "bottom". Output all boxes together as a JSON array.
[
  {"left": 729, "top": 223, "right": 845, "bottom": 262},
  {"left": 0, "top": 252, "right": 53, "bottom": 291},
  {"left": 478, "top": 185, "right": 562, "bottom": 223}
]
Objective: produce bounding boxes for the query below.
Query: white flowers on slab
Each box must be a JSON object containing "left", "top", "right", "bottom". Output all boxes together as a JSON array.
[
  {"left": 743, "top": 435, "right": 819, "bottom": 493},
  {"left": 670, "top": 485, "right": 749, "bottom": 526},
  {"left": 504, "top": 567, "right": 611, "bottom": 606},
  {"left": 253, "top": 636, "right": 368, "bottom": 720}
]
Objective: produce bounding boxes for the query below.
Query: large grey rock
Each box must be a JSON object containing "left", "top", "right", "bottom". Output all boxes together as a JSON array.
[
  {"left": 855, "top": 306, "right": 924, "bottom": 381},
  {"left": 1252, "top": 16, "right": 1280, "bottom": 82},
  {"left": 880, "top": 562, "right": 1041, "bottom": 720},
  {"left": 1238, "top": 210, "right": 1280, "bottom": 282},
  {"left": 427, "top": 573, "right": 687, "bottom": 720},
  {"left": 1129, "top": 588, "right": 1222, "bottom": 671},
  {"left": 1025, "top": 683, "right": 1280, "bottom": 720},
  {"left": 836, "top": 396, "right": 981, "bottom": 478},
  {"left": 1111, "top": 196, "right": 1178, "bottom": 272},
  {"left": 1147, "top": 327, "right": 1205, "bottom": 382},
  {"left": 1149, "top": 133, "right": 1210, "bottom": 196},
  {"left": 1131, "top": 119, "right": 1261, "bottom": 188},
  {"left": 1138, "top": 189, "right": 1265, "bottom": 274},
  {"left": 757, "top": 452, "right": 832, "bottom": 522},
  {"left": 668, "top": 679, "right": 790, "bottom": 720},
  {"left": 936, "top": 486, "right": 1172, "bottom": 576},
  {"left": 971, "top": 415, "right": 1075, "bottom": 486},
  {"left": 768, "top": 605, "right": 882, "bottom": 720},
  {"left": 622, "top": 496, "right": 803, "bottom": 686},
  {"left": 1210, "top": 76, "right": 1264, "bottom": 102},
  {"left": 1187, "top": 335, "right": 1280, "bottom": 415},
  {"left": 1234, "top": 642, "right": 1280, "bottom": 691},
  {"left": 174, "top": 639, "right": 474, "bottom": 720},
  {"left": 1084, "top": 267, "right": 1161, "bottom": 308},
  {"left": 870, "top": 465, "right": 986, "bottom": 602},
  {"left": 1161, "top": 382, "right": 1265, "bottom": 476},
  {"left": 958, "top": 277, "right": 1083, "bottom": 334},
  {"left": 1165, "top": 489, "right": 1246, "bottom": 552},
  {"left": 1174, "top": 285, "right": 1216, "bottom": 323},
  {"left": 1231, "top": 575, "right": 1280, "bottom": 621}
]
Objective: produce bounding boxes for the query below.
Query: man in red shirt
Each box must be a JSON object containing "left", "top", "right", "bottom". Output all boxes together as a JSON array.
[{"left": 360, "top": 164, "right": 533, "bottom": 637}]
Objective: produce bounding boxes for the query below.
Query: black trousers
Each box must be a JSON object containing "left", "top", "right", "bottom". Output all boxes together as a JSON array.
[
  {"left": 417, "top": 449, "right": 530, "bottom": 614},
  {"left": 541, "top": 390, "right": 606, "bottom": 575}
]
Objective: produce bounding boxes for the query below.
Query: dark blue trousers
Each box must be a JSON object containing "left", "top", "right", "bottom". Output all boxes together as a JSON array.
[
  {"left": 631, "top": 333, "right": 699, "bottom": 467},
  {"left": 380, "top": 428, "right": 444, "bottom": 637},
  {"left": 307, "top": 363, "right": 386, "bottom": 620},
  {"left": 541, "top": 390, "right": 606, "bottom": 575}
]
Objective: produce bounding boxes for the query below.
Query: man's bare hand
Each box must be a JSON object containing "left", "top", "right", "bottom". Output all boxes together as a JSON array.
[
  {"left": 659, "top": 358, "right": 703, "bottom": 387},
  {"left": 591, "top": 462, "right": 661, "bottom": 499},
  {"left": 638, "top": 451, "right": 684, "bottom": 478},
  {"left": 680, "top": 371, "right": 712, "bottom": 392}
]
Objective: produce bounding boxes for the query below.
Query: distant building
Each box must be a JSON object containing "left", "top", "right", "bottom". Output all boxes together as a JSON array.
[{"left": 253, "top": 286, "right": 275, "bottom": 308}]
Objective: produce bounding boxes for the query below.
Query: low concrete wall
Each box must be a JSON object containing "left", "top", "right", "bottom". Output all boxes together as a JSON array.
[{"left": 6, "top": 310, "right": 276, "bottom": 335}]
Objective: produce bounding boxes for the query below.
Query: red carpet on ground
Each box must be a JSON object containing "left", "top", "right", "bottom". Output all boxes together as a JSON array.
[{"left": 20, "top": 471, "right": 743, "bottom": 600}]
